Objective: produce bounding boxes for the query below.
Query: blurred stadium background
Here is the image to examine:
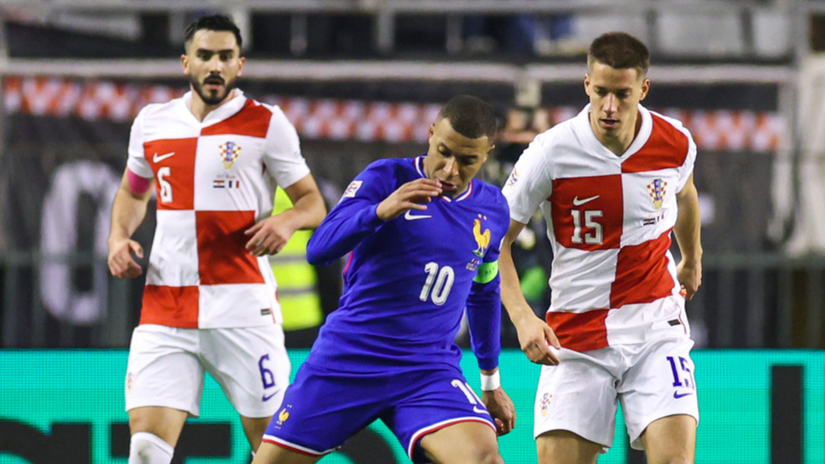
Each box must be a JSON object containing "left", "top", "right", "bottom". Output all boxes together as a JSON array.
[{"left": 1, "top": 1, "right": 824, "bottom": 463}]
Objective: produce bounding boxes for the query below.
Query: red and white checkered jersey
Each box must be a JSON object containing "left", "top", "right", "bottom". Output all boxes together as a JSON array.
[
  {"left": 127, "top": 90, "right": 311, "bottom": 329},
  {"left": 503, "top": 104, "right": 696, "bottom": 352}
]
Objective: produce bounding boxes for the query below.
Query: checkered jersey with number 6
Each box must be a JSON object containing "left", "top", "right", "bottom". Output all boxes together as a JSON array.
[{"left": 127, "top": 90, "right": 311, "bottom": 329}]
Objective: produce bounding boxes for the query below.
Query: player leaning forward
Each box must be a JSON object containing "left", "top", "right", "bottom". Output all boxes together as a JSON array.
[
  {"left": 253, "top": 95, "right": 515, "bottom": 464},
  {"left": 107, "top": 15, "right": 326, "bottom": 464},
  {"left": 500, "top": 32, "right": 702, "bottom": 464}
]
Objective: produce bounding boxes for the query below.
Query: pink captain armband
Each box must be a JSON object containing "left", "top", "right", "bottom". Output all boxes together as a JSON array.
[{"left": 127, "top": 168, "right": 152, "bottom": 194}]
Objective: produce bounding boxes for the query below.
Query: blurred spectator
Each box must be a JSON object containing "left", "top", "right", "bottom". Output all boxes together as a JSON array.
[{"left": 463, "top": 13, "right": 581, "bottom": 56}]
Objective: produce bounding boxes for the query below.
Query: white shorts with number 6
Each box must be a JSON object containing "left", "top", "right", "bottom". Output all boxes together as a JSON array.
[
  {"left": 534, "top": 336, "right": 698, "bottom": 451},
  {"left": 125, "top": 324, "right": 290, "bottom": 418}
]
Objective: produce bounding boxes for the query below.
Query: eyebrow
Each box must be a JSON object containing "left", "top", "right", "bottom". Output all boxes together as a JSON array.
[
  {"left": 439, "top": 143, "right": 480, "bottom": 160},
  {"left": 195, "top": 48, "right": 236, "bottom": 55}
]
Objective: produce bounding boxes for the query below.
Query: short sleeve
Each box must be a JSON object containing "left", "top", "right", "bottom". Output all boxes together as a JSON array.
[
  {"left": 126, "top": 109, "right": 153, "bottom": 179},
  {"left": 501, "top": 132, "right": 554, "bottom": 224},
  {"left": 675, "top": 130, "right": 697, "bottom": 193},
  {"left": 262, "top": 105, "right": 311, "bottom": 189}
]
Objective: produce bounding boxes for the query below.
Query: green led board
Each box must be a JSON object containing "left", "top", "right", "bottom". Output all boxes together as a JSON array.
[{"left": 0, "top": 350, "right": 823, "bottom": 463}]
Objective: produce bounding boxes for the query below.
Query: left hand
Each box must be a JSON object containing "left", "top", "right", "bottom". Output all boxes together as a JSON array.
[
  {"left": 481, "top": 387, "right": 516, "bottom": 436},
  {"left": 676, "top": 259, "right": 702, "bottom": 300},
  {"left": 244, "top": 215, "right": 295, "bottom": 256}
]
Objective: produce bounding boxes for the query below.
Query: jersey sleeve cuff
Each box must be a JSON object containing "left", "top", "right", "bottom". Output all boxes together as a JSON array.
[{"left": 476, "top": 357, "right": 499, "bottom": 371}]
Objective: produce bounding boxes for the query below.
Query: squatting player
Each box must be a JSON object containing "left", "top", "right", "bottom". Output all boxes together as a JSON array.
[
  {"left": 500, "top": 32, "right": 702, "bottom": 464},
  {"left": 253, "top": 95, "right": 515, "bottom": 464},
  {"left": 106, "top": 15, "right": 326, "bottom": 464}
]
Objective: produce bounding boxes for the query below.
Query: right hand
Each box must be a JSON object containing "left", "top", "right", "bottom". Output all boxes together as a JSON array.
[
  {"left": 514, "top": 314, "right": 561, "bottom": 365},
  {"left": 107, "top": 237, "right": 144, "bottom": 279},
  {"left": 375, "top": 178, "right": 442, "bottom": 220}
]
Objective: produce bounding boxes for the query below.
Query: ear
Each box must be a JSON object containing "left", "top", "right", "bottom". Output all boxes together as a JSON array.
[
  {"left": 640, "top": 78, "right": 650, "bottom": 101},
  {"left": 428, "top": 123, "right": 435, "bottom": 141},
  {"left": 237, "top": 56, "right": 246, "bottom": 77},
  {"left": 181, "top": 54, "right": 190, "bottom": 76},
  {"left": 583, "top": 73, "right": 591, "bottom": 96}
]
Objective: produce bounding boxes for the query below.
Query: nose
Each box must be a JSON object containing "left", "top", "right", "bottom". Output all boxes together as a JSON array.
[
  {"left": 443, "top": 157, "right": 459, "bottom": 178},
  {"left": 208, "top": 55, "right": 223, "bottom": 73},
  {"left": 603, "top": 94, "right": 617, "bottom": 115}
]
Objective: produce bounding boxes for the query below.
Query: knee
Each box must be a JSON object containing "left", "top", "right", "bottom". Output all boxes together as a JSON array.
[{"left": 130, "top": 432, "right": 174, "bottom": 464}]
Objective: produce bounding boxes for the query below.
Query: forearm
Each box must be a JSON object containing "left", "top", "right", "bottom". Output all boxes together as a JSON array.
[
  {"left": 306, "top": 202, "right": 384, "bottom": 265},
  {"left": 277, "top": 191, "right": 326, "bottom": 231},
  {"left": 674, "top": 183, "right": 703, "bottom": 263},
  {"left": 467, "top": 277, "right": 501, "bottom": 371},
  {"left": 108, "top": 186, "right": 150, "bottom": 242},
  {"left": 499, "top": 239, "right": 536, "bottom": 325}
]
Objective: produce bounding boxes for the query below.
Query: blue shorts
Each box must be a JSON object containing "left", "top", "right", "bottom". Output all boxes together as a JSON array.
[{"left": 261, "top": 362, "right": 495, "bottom": 463}]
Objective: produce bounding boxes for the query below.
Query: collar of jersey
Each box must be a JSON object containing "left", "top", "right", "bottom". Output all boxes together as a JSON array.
[
  {"left": 182, "top": 89, "right": 247, "bottom": 125},
  {"left": 414, "top": 154, "right": 474, "bottom": 203}
]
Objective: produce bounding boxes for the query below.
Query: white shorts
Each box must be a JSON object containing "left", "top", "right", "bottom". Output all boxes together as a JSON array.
[
  {"left": 125, "top": 324, "right": 290, "bottom": 418},
  {"left": 534, "top": 336, "right": 698, "bottom": 451}
]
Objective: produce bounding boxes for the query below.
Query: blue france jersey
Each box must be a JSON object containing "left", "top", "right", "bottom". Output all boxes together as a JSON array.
[{"left": 306, "top": 155, "right": 509, "bottom": 372}]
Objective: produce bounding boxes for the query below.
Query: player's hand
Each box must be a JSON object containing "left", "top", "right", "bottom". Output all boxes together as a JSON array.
[
  {"left": 244, "top": 216, "right": 295, "bottom": 256},
  {"left": 375, "top": 178, "right": 442, "bottom": 220},
  {"left": 482, "top": 387, "right": 516, "bottom": 436},
  {"left": 514, "top": 314, "right": 561, "bottom": 365},
  {"left": 676, "top": 259, "right": 702, "bottom": 300},
  {"left": 107, "top": 237, "right": 144, "bottom": 279}
]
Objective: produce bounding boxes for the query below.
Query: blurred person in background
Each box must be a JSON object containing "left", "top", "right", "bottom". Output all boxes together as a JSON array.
[
  {"left": 500, "top": 32, "right": 702, "bottom": 464},
  {"left": 106, "top": 14, "right": 326, "bottom": 464}
]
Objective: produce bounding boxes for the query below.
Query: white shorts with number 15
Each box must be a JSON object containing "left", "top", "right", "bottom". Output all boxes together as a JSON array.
[{"left": 534, "top": 336, "right": 699, "bottom": 451}]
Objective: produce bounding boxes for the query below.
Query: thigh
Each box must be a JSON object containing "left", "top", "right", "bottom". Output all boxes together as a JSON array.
[
  {"left": 534, "top": 349, "right": 618, "bottom": 452},
  {"left": 536, "top": 430, "right": 602, "bottom": 464},
  {"left": 261, "top": 362, "right": 386, "bottom": 458},
  {"left": 125, "top": 325, "right": 204, "bottom": 416},
  {"left": 619, "top": 337, "right": 699, "bottom": 451},
  {"left": 382, "top": 366, "right": 496, "bottom": 464},
  {"left": 201, "top": 325, "right": 291, "bottom": 418},
  {"left": 419, "top": 421, "right": 500, "bottom": 464}
]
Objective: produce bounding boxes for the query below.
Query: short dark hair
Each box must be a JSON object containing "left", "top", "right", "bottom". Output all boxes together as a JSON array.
[
  {"left": 184, "top": 14, "right": 242, "bottom": 50},
  {"left": 437, "top": 95, "right": 497, "bottom": 140},
  {"left": 588, "top": 32, "right": 649, "bottom": 77}
]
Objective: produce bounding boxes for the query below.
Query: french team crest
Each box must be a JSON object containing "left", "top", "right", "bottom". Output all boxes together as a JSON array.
[
  {"left": 473, "top": 214, "right": 491, "bottom": 257},
  {"left": 219, "top": 141, "right": 241, "bottom": 169},
  {"left": 647, "top": 178, "right": 667, "bottom": 210}
]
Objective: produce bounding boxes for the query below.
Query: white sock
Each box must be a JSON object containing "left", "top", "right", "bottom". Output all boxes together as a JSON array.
[{"left": 129, "top": 432, "right": 174, "bottom": 464}]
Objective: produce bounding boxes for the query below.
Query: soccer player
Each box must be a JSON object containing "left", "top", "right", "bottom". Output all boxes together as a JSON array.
[
  {"left": 252, "top": 95, "right": 515, "bottom": 464},
  {"left": 500, "top": 32, "right": 702, "bottom": 464},
  {"left": 106, "top": 15, "right": 326, "bottom": 464}
]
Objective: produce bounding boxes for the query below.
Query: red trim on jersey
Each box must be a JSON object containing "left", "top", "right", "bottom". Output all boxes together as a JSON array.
[
  {"left": 201, "top": 99, "right": 272, "bottom": 138},
  {"left": 550, "top": 175, "right": 623, "bottom": 251},
  {"left": 546, "top": 309, "right": 609, "bottom": 352},
  {"left": 408, "top": 418, "right": 496, "bottom": 460},
  {"left": 610, "top": 228, "right": 675, "bottom": 308},
  {"left": 196, "top": 210, "right": 266, "bottom": 285},
  {"left": 622, "top": 114, "right": 689, "bottom": 173},
  {"left": 261, "top": 438, "right": 325, "bottom": 457},
  {"left": 144, "top": 138, "right": 198, "bottom": 210},
  {"left": 139, "top": 285, "right": 199, "bottom": 328}
]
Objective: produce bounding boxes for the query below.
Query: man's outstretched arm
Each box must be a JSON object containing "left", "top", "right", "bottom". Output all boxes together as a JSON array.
[{"left": 499, "top": 219, "right": 560, "bottom": 365}]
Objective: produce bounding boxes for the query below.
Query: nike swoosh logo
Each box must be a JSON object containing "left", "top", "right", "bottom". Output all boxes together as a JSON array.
[
  {"left": 152, "top": 152, "right": 176, "bottom": 163},
  {"left": 673, "top": 391, "right": 694, "bottom": 399},
  {"left": 572, "top": 195, "right": 599, "bottom": 206},
  {"left": 262, "top": 391, "right": 277, "bottom": 402},
  {"left": 404, "top": 211, "right": 431, "bottom": 220},
  {"left": 473, "top": 406, "right": 489, "bottom": 414}
]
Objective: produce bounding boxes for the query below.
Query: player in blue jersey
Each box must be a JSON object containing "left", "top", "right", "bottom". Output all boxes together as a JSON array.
[{"left": 252, "top": 95, "right": 514, "bottom": 464}]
